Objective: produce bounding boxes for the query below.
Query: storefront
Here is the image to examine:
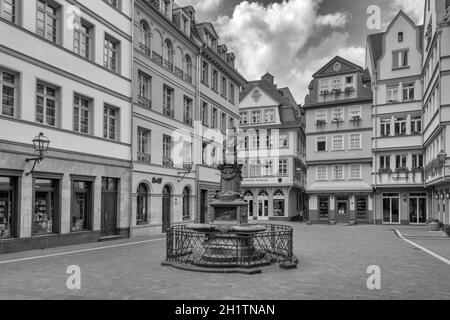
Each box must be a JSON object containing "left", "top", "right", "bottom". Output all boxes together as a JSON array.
[{"left": 0, "top": 172, "right": 20, "bottom": 240}]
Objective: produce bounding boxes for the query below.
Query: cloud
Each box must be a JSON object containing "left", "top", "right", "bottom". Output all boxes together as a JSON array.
[
  {"left": 389, "top": 0, "right": 425, "bottom": 24},
  {"left": 177, "top": 0, "right": 224, "bottom": 21},
  {"left": 215, "top": 0, "right": 364, "bottom": 103}
]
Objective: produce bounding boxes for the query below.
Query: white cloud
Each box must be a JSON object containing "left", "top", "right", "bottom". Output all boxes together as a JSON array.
[
  {"left": 215, "top": 0, "right": 364, "bottom": 103},
  {"left": 177, "top": 0, "right": 223, "bottom": 21},
  {"left": 390, "top": 0, "right": 425, "bottom": 24}
]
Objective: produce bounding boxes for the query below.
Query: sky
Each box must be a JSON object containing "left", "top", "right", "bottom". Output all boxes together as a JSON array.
[{"left": 176, "top": 0, "right": 426, "bottom": 103}]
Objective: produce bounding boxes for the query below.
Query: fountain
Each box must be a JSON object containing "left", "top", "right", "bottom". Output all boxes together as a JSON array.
[{"left": 162, "top": 130, "right": 297, "bottom": 274}]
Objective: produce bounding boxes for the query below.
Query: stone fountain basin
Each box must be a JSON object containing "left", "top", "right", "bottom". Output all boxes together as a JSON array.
[
  {"left": 185, "top": 224, "right": 218, "bottom": 233},
  {"left": 230, "top": 225, "right": 267, "bottom": 234}
]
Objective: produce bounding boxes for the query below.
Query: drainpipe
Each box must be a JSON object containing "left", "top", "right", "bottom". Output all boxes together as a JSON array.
[
  {"left": 129, "top": 0, "right": 136, "bottom": 238},
  {"left": 372, "top": 69, "right": 378, "bottom": 225},
  {"left": 195, "top": 46, "right": 202, "bottom": 223}
]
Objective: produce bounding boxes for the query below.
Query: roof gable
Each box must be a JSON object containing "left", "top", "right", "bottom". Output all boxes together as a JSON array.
[
  {"left": 313, "top": 56, "right": 363, "bottom": 78},
  {"left": 240, "top": 86, "right": 280, "bottom": 109}
]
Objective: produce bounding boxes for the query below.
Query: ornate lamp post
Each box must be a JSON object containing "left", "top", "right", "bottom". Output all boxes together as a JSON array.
[
  {"left": 177, "top": 161, "right": 193, "bottom": 183},
  {"left": 25, "top": 132, "right": 50, "bottom": 176}
]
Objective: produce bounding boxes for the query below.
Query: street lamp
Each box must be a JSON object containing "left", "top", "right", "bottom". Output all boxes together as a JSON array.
[
  {"left": 438, "top": 151, "right": 448, "bottom": 167},
  {"left": 177, "top": 161, "right": 193, "bottom": 183},
  {"left": 25, "top": 132, "right": 50, "bottom": 176}
]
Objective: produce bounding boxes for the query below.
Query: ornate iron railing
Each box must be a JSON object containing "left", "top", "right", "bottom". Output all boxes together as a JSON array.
[
  {"left": 152, "top": 51, "right": 163, "bottom": 66},
  {"left": 138, "top": 95, "right": 152, "bottom": 109},
  {"left": 164, "top": 60, "right": 174, "bottom": 72},
  {"left": 174, "top": 66, "right": 183, "bottom": 79},
  {"left": 184, "top": 73, "right": 192, "bottom": 84},
  {"left": 138, "top": 43, "right": 151, "bottom": 57},
  {"left": 137, "top": 152, "right": 151, "bottom": 164},
  {"left": 165, "top": 224, "right": 295, "bottom": 269}
]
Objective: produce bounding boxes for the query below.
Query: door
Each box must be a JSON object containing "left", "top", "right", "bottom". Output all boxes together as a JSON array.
[
  {"left": 383, "top": 194, "right": 400, "bottom": 224},
  {"left": 258, "top": 199, "right": 269, "bottom": 221},
  {"left": 409, "top": 194, "right": 427, "bottom": 224},
  {"left": 162, "top": 186, "right": 171, "bottom": 233},
  {"left": 200, "top": 190, "right": 207, "bottom": 224},
  {"left": 356, "top": 196, "right": 368, "bottom": 221},
  {"left": 336, "top": 196, "right": 349, "bottom": 223},
  {"left": 101, "top": 178, "right": 118, "bottom": 236}
]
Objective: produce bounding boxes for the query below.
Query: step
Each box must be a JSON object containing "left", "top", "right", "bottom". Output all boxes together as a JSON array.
[{"left": 98, "top": 235, "right": 123, "bottom": 242}]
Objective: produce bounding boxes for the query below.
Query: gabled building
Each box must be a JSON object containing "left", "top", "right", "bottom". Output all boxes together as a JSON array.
[
  {"left": 238, "top": 73, "right": 306, "bottom": 222},
  {"left": 422, "top": 0, "right": 450, "bottom": 227},
  {"left": 366, "top": 11, "right": 426, "bottom": 225},
  {"left": 304, "top": 56, "right": 373, "bottom": 225}
]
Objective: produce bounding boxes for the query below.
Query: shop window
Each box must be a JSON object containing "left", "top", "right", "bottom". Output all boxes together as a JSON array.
[
  {"left": 183, "top": 187, "right": 190, "bottom": 221},
  {"left": 33, "top": 178, "right": 60, "bottom": 236},
  {"left": 319, "top": 196, "right": 329, "bottom": 219},
  {"left": 356, "top": 196, "right": 367, "bottom": 220},
  {"left": 137, "top": 183, "right": 148, "bottom": 224},
  {"left": 0, "top": 176, "right": 17, "bottom": 239},
  {"left": 71, "top": 180, "right": 92, "bottom": 232},
  {"left": 273, "top": 190, "right": 285, "bottom": 217}
]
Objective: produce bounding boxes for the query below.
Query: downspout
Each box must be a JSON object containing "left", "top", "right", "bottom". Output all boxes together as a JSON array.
[
  {"left": 129, "top": 0, "right": 136, "bottom": 238},
  {"left": 195, "top": 46, "right": 202, "bottom": 223},
  {"left": 372, "top": 69, "right": 378, "bottom": 225}
]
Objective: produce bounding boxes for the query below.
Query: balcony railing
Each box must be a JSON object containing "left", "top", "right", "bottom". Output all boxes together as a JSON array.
[
  {"left": 138, "top": 43, "right": 151, "bottom": 57},
  {"left": 152, "top": 51, "right": 163, "bottom": 66},
  {"left": 184, "top": 117, "right": 193, "bottom": 126},
  {"left": 444, "top": 6, "right": 450, "bottom": 22},
  {"left": 138, "top": 96, "right": 152, "bottom": 109},
  {"left": 163, "top": 108, "right": 174, "bottom": 118},
  {"left": 163, "top": 158, "right": 174, "bottom": 167},
  {"left": 184, "top": 73, "right": 192, "bottom": 84},
  {"left": 137, "top": 152, "right": 152, "bottom": 164},
  {"left": 164, "top": 60, "right": 174, "bottom": 72},
  {"left": 174, "top": 66, "right": 183, "bottom": 79},
  {"left": 377, "top": 167, "right": 424, "bottom": 184}
]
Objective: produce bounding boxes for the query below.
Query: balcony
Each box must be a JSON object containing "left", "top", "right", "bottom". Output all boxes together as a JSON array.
[
  {"left": 163, "top": 107, "right": 174, "bottom": 118},
  {"left": 138, "top": 96, "right": 152, "bottom": 109},
  {"left": 163, "top": 158, "right": 174, "bottom": 167},
  {"left": 174, "top": 66, "right": 183, "bottom": 79},
  {"left": 137, "top": 152, "right": 152, "bottom": 164},
  {"left": 164, "top": 60, "right": 174, "bottom": 72},
  {"left": 138, "top": 43, "right": 151, "bottom": 57},
  {"left": 184, "top": 117, "right": 193, "bottom": 126},
  {"left": 184, "top": 73, "right": 192, "bottom": 84},
  {"left": 152, "top": 51, "right": 163, "bottom": 67},
  {"left": 377, "top": 167, "right": 424, "bottom": 184}
]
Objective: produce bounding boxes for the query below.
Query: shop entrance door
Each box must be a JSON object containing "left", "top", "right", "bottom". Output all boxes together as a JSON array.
[
  {"left": 101, "top": 178, "right": 118, "bottom": 236},
  {"left": 409, "top": 194, "right": 427, "bottom": 224},
  {"left": 336, "top": 196, "right": 349, "bottom": 223}
]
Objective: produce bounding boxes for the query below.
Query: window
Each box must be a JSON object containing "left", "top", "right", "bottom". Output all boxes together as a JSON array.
[
  {"left": 332, "top": 107, "right": 344, "bottom": 122},
  {"left": 273, "top": 191, "right": 285, "bottom": 217},
  {"left": 103, "top": 105, "right": 119, "bottom": 140},
  {"left": 36, "top": 82, "right": 58, "bottom": 127},
  {"left": 162, "top": 134, "right": 173, "bottom": 166},
  {"left": 387, "top": 85, "right": 399, "bottom": 102},
  {"left": 221, "top": 76, "right": 227, "bottom": 98},
  {"left": 1, "top": 0, "right": 17, "bottom": 23},
  {"left": 0, "top": 176, "right": 17, "bottom": 239},
  {"left": 73, "top": 94, "right": 90, "bottom": 134},
  {"left": 265, "top": 110, "right": 275, "bottom": 123},
  {"left": 395, "top": 154, "right": 407, "bottom": 169},
  {"left": 34, "top": 178, "right": 60, "bottom": 235},
  {"left": 317, "top": 136, "right": 326, "bottom": 152},
  {"left": 393, "top": 50, "right": 408, "bottom": 68},
  {"left": 183, "top": 187, "right": 190, "bottom": 221},
  {"left": 402, "top": 83, "right": 414, "bottom": 101},
  {"left": 279, "top": 134, "right": 289, "bottom": 149},
  {"left": 74, "top": 20, "right": 92, "bottom": 60},
  {"left": 320, "top": 79, "right": 329, "bottom": 93},
  {"left": 349, "top": 106, "right": 361, "bottom": 120},
  {"left": 262, "top": 160, "right": 274, "bottom": 177},
  {"left": 332, "top": 135, "right": 344, "bottom": 151},
  {"left": 345, "top": 75, "right": 354, "bottom": 85},
  {"left": 37, "top": 0, "right": 59, "bottom": 43},
  {"left": 266, "top": 130, "right": 274, "bottom": 149},
  {"left": 349, "top": 164, "right": 361, "bottom": 180},
  {"left": 139, "top": 20, "right": 150, "bottom": 48},
  {"left": 163, "top": 85, "right": 174, "bottom": 117},
  {"left": 1, "top": 69, "right": 17, "bottom": 117},
  {"left": 316, "top": 166, "right": 327, "bottom": 181},
  {"left": 211, "top": 108, "right": 218, "bottom": 128},
  {"left": 240, "top": 112, "right": 248, "bottom": 125},
  {"left": 137, "top": 127, "right": 151, "bottom": 163},
  {"left": 184, "top": 55, "right": 192, "bottom": 81},
  {"left": 201, "top": 60, "right": 209, "bottom": 85},
  {"left": 212, "top": 69, "right": 218, "bottom": 92},
  {"left": 381, "top": 118, "right": 391, "bottom": 136},
  {"left": 71, "top": 180, "right": 92, "bottom": 232},
  {"left": 136, "top": 183, "right": 148, "bottom": 224},
  {"left": 398, "top": 32, "right": 403, "bottom": 42},
  {"left": 333, "top": 165, "right": 344, "bottom": 180},
  {"left": 221, "top": 113, "right": 227, "bottom": 132},
  {"left": 331, "top": 77, "right": 343, "bottom": 90},
  {"left": 349, "top": 134, "right": 361, "bottom": 150},
  {"left": 412, "top": 154, "right": 424, "bottom": 168},
  {"left": 251, "top": 110, "right": 262, "bottom": 124},
  {"left": 278, "top": 160, "right": 288, "bottom": 177},
  {"left": 229, "top": 83, "right": 235, "bottom": 104},
  {"left": 104, "top": 0, "right": 121, "bottom": 10},
  {"left": 229, "top": 118, "right": 235, "bottom": 130},
  {"left": 164, "top": 39, "right": 174, "bottom": 69},
  {"left": 138, "top": 71, "right": 151, "bottom": 105},
  {"left": 202, "top": 102, "right": 209, "bottom": 126},
  {"left": 380, "top": 155, "right": 390, "bottom": 169},
  {"left": 104, "top": 34, "right": 120, "bottom": 72},
  {"left": 319, "top": 196, "right": 329, "bottom": 219},
  {"left": 250, "top": 134, "right": 260, "bottom": 150},
  {"left": 394, "top": 117, "right": 407, "bottom": 135},
  {"left": 316, "top": 109, "right": 327, "bottom": 123},
  {"left": 183, "top": 96, "right": 193, "bottom": 125},
  {"left": 411, "top": 116, "right": 422, "bottom": 134},
  {"left": 183, "top": 141, "right": 192, "bottom": 165}
]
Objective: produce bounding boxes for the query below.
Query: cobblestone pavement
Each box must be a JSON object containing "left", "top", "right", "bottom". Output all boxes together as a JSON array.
[{"left": 0, "top": 223, "right": 449, "bottom": 300}]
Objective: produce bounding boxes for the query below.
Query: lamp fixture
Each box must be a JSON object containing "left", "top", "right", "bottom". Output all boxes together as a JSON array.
[
  {"left": 25, "top": 133, "right": 50, "bottom": 176},
  {"left": 177, "top": 161, "right": 194, "bottom": 183}
]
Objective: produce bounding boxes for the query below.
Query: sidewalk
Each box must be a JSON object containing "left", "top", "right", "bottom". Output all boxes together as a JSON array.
[{"left": 396, "top": 225, "right": 450, "bottom": 262}]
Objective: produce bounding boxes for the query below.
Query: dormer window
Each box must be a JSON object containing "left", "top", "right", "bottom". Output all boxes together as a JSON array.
[
  {"left": 161, "top": 0, "right": 171, "bottom": 18},
  {"left": 182, "top": 15, "right": 189, "bottom": 35},
  {"left": 398, "top": 32, "right": 403, "bottom": 42}
]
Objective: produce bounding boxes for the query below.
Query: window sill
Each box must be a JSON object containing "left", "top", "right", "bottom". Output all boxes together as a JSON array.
[{"left": 392, "top": 66, "right": 410, "bottom": 71}]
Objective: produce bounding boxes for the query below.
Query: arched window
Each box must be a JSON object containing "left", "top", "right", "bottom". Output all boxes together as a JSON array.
[
  {"left": 244, "top": 190, "right": 254, "bottom": 197},
  {"left": 183, "top": 187, "right": 190, "bottom": 221},
  {"left": 164, "top": 39, "right": 173, "bottom": 64},
  {"left": 185, "top": 54, "right": 192, "bottom": 77},
  {"left": 139, "top": 20, "right": 150, "bottom": 48},
  {"left": 274, "top": 190, "right": 284, "bottom": 197},
  {"left": 258, "top": 190, "right": 269, "bottom": 197},
  {"left": 136, "top": 183, "right": 148, "bottom": 224}
]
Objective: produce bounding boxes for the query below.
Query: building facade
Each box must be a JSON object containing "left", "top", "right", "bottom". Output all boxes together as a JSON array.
[
  {"left": 422, "top": 0, "right": 450, "bottom": 227},
  {"left": 238, "top": 73, "right": 307, "bottom": 222},
  {"left": 0, "top": 0, "right": 133, "bottom": 253},
  {"left": 305, "top": 57, "right": 374, "bottom": 224},
  {"left": 367, "top": 11, "right": 427, "bottom": 225}
]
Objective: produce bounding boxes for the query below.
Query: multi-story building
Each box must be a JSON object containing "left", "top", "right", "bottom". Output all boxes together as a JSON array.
[
  {"left": 0, "top": 0, "right": 133, "bottom": 253},
  {"left": 366, "top": 11, "right": 427, "bottom": 225},
  {"left": 422, "top": 0, "right": 450, "bottom": 227},
  {"left": 238, "top": 73, "right": 307, "bottom": 222},
  {"left": 305, "top": 56, "right": 373, "bottom": 224},
  {"left": 195, "top": 23, "right": 246, "bottom": 224}
]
